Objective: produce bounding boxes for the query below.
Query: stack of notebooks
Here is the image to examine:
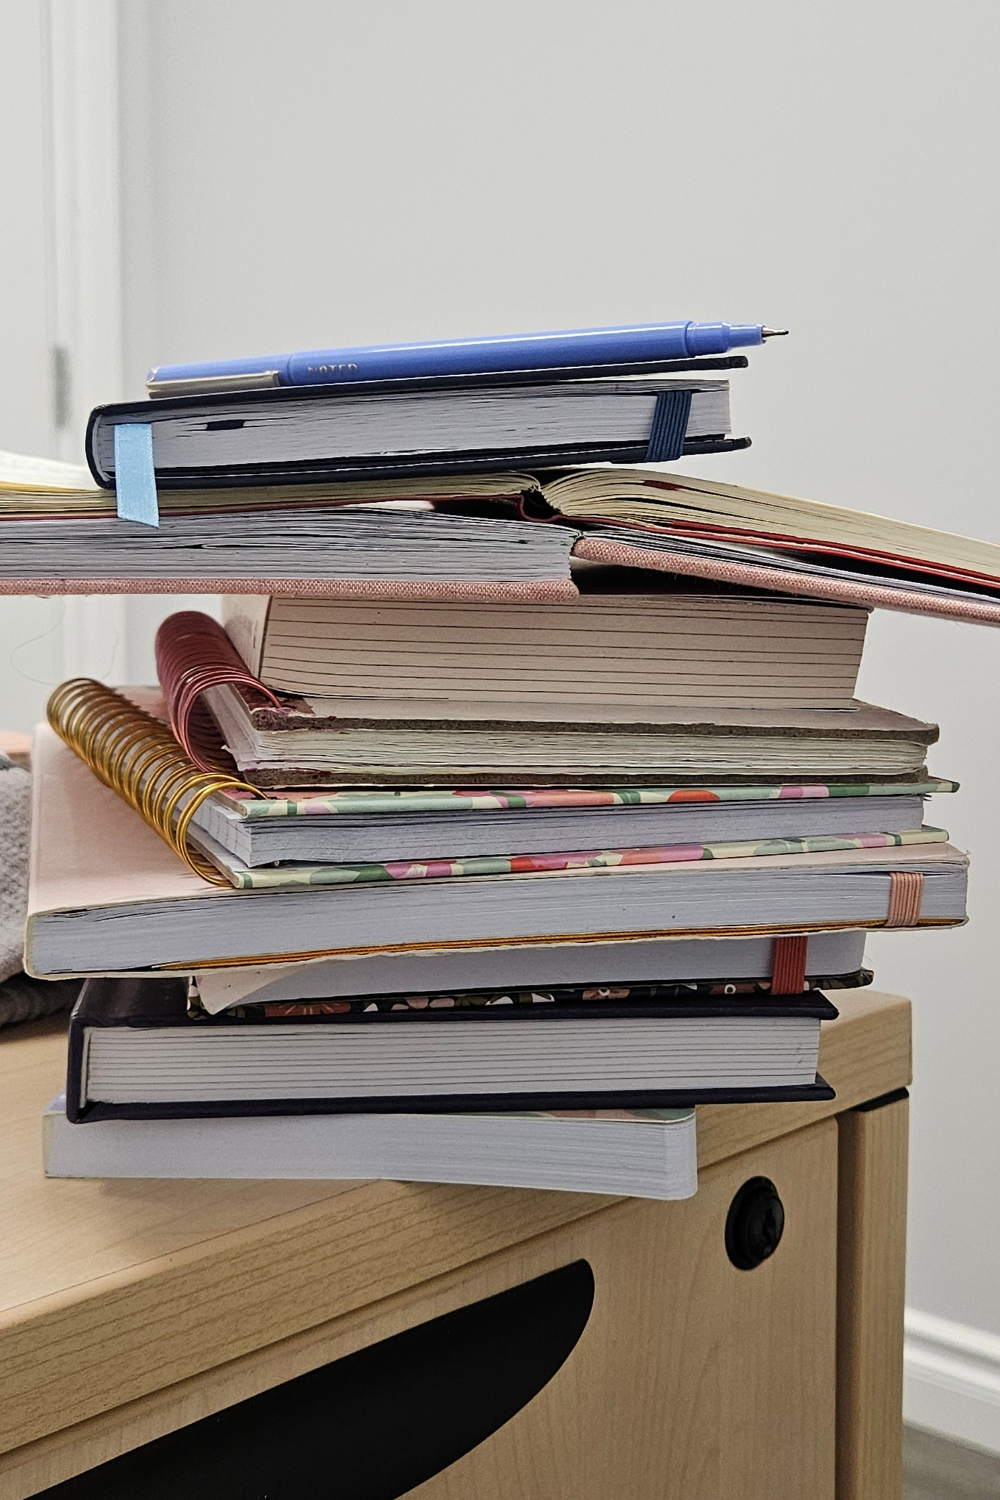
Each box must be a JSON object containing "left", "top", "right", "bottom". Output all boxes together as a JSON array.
[{"left": 17, "top": 317, "right": 995, "bottom": 1199}]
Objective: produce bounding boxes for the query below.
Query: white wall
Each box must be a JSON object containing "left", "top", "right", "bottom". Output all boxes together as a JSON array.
[
  {"left": 0, "top": 1, "right": 65, "bottom": 730},
  {"left": 0, "top": 1, "right": 218, "bottom": 731},
  {"left": 4, "top": 0, "right": 1000, "bottom": 1444}
]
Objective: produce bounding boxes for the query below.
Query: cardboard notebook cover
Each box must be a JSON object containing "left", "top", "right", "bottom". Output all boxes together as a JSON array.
[
  {"left": 65, "top": 975, "right": 837, "bottom": 1121},
  {"left": 221, "top": 691, "right": 941, "bottom": 739}
]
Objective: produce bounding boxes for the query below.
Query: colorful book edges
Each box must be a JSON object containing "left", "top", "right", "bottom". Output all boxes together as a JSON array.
[
  {"left": 193, "top": 826, "right": 950, "bottom": 892},
  {"left": 216, "top": 780, "right": 959, "bottom": 819}
]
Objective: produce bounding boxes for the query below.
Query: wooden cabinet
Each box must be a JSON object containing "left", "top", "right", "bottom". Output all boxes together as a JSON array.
[
  {"left": 411, "top": 1119, "right": 838, "bottom": 1500},
  {"left": 0, "top": 991, "right": 910, "bottom": 1500}
]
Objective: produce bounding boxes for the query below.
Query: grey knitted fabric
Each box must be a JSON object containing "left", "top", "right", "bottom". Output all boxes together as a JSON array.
[
  {"left": 0, "top": 751, "right": 81, "bottom": 1029},
  {"left": 0, "top": 752, "right": 30, "bottom": 985},
  {"left": 0, "top": 973, "right": 78, "bottom": 1029}
]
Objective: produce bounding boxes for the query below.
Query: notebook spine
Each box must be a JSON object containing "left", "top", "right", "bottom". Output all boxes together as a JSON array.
[
  {"left": 46, "top": 678, "right": 263, "bottom": 884},
  {"left": 155, "top": 610, "right": 282, "bottom": 773}
]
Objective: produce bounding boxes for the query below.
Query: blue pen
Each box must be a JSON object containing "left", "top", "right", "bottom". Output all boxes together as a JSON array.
[{"left": 147, "top": 320, "right": 787, "bottom": 391}]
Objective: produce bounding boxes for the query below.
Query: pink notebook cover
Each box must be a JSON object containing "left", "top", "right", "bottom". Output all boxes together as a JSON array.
[
  {"left": 0, "top": 576, "right": 578, "bottom": 601},
  {"left": 571, "top": 537, "right": 1000, "bottom": 627}
]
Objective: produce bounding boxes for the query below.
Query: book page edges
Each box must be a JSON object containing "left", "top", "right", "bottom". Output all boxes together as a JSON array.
[
  {"left": 221, "top": 595, "right": 270, "bottom": 675},
  {"left": 547, "top": 468, "right": 1000, "bottom": 579},
  {"left": 27, "top": 729, "right": 966, "bottom": 926}
]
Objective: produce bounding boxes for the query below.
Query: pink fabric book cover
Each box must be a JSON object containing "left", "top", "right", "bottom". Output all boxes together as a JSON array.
[
  {"left": 0, "top": 576, "right": 578, "bottom": 600},
  {"left": 571, "top": 536, "right": 1000, "bottom": 627}
]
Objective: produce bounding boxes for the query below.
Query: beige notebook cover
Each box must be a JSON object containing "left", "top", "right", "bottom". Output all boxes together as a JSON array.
[{"left": 216, "top": 688, "right": 939, "bottom": 737}]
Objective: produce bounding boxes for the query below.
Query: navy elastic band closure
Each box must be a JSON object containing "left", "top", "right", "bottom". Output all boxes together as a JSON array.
[{"left": 645, "top": 389, "right": 693, "bottom": 463}]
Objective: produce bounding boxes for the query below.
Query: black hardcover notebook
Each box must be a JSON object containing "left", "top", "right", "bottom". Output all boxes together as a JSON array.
[
  {"left": 67, "top": 976, "right": 836, "bottom": 1122},
  {"left": 86, "top": 370, "right": 749, "bottom": 490}
]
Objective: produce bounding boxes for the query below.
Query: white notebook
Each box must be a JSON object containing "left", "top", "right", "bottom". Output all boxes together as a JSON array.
[{"left": 43, "top": 1094, "right": 698, "bottom": 1200}]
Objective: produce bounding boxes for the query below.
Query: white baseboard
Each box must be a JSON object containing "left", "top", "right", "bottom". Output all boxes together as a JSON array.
[{"left": 904, "top": 1307, "right": 1000, "bottom": 1455}]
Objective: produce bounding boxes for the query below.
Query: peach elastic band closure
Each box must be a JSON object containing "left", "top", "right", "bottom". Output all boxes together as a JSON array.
[{"left": 885, "top": 871, "right": 924, "bottom": 927}]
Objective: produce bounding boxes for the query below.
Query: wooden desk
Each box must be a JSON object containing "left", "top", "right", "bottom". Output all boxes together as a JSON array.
[{"left": 0, "top": 989, "right": 911, "bottom": 1500}]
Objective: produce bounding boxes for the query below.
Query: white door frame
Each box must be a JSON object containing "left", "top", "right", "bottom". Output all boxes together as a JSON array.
[{"left": 41, "top": 0, "right": 129, "bottom": 680}]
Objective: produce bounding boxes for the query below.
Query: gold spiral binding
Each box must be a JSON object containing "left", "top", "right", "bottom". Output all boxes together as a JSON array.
[{"left": 47, "top": 678, "right": 266, "bottom": 885}]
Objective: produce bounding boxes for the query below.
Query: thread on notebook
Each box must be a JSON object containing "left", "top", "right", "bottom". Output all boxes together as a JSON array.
[
  {"left": 645, "top": 390, "right": 693, "bottom": 462},
  {"left": 885, "top": 871, "right": 924, "bottom": 927},
  {"left": 46, "top": 678, "right": 265, "bottom": 884},
  {"left": 155, "top": 611, "right": 283, "bottom": 774},
  {"left": 770, "top": 934, "right": 809, "bottom": 994}
]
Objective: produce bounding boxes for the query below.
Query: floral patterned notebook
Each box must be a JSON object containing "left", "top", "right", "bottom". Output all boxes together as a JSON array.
[
  {"left": 189, "top": 968, "right": 874, "bottom": 1021},
  {"left": 192, "top": 824, "right": 949, "bottom": 891},
  {"left": 215, "top": 777, "right": 958, "bottom": 820}
]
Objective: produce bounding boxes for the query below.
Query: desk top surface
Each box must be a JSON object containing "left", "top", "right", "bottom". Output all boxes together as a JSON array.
[{"left": 0, "top": 988, "right": 910, "bottom": 1457}]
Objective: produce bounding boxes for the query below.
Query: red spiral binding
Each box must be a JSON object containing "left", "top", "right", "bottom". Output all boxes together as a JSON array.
[{"left": 154, "top": 610, "right": 283, "bottom": 774}]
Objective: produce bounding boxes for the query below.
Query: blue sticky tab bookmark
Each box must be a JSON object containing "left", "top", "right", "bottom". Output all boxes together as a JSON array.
[{"left": 114, "top": 423, "right": 159, "bottom": 526}]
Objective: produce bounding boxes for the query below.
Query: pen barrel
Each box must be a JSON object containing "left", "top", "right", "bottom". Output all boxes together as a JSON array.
[
  {"left": 147, "top": 320, "right": 768, "bottom": 388},
  {"left": 287, "top": 323, "right": 710, "bottom": 384}
]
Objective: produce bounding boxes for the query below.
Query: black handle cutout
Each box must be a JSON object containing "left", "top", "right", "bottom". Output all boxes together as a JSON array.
[{"left": 39, "top": 1258, "right": 595, "bottom": 1500}]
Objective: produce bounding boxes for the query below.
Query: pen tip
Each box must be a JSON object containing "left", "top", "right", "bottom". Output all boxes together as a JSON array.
[{"left": 761, "top": 327, "right": 789, "bottom": 339}]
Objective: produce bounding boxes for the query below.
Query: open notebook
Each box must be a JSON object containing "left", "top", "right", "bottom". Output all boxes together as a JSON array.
[{"left": 551, "top": 467, "right": 1000, "bottom": 625}]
